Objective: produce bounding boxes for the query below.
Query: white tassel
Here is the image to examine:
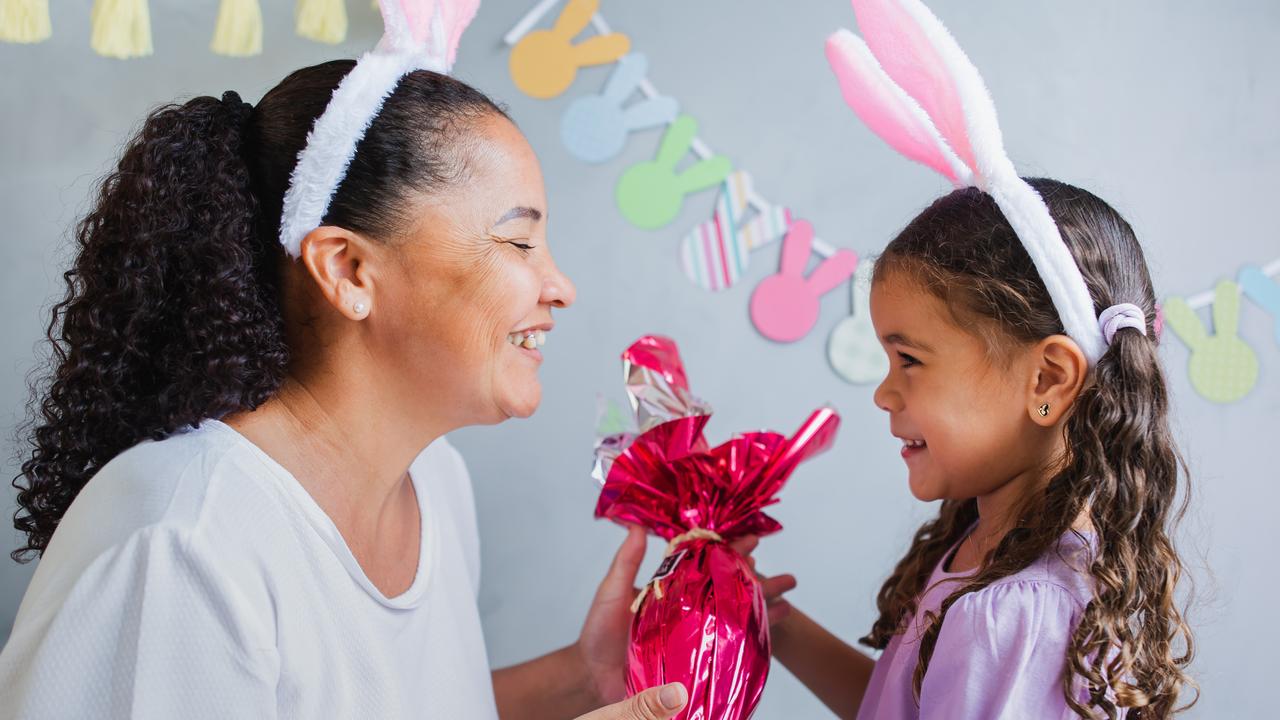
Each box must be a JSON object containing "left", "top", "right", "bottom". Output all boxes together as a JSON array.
[
  {"left": 295, "top": 0, "right": 347, "bottom": 45},
  {"left": 0, "top": 0, "right": 51, "bottom": 44},
  {"left": 211, "top": 0, "right": 263, "bottom": 57},
  {"left": 90, "top": 0, "right": 153, "bottom": 59}
]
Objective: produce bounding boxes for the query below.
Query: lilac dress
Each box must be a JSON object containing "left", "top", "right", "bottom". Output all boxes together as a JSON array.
[{"left": 856, "top": 531, "right": 1096, "bottom": 719}]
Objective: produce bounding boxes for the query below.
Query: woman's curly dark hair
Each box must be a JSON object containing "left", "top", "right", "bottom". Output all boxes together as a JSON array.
[
  {"left": 863, "top": 179, "right": 1195, "bottom": 718},
  {"left": 12, "top": 60, "right": 505, "bottom": 561}
]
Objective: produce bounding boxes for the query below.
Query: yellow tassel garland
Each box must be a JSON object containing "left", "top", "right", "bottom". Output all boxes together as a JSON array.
[
  {"left": 0, "top": 0, "right": 51, "bottom": 44},
  {"left": 211, "top": 0, "right": 262, "bottom": 57},
  {"left": 90, "top": 0, "right": 153, "bottom": 59},
  {"left": 295, "top": 0, "right": 347, "bottom": 45}
]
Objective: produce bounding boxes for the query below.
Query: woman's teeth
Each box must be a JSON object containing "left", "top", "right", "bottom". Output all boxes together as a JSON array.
[{"left": 508, "top": 330, "right": 547, "bottom": 349}]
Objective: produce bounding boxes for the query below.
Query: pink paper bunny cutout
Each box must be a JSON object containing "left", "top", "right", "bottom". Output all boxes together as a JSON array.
[{"left": 750, "top": 220, "right": 858, "bottom": 343}]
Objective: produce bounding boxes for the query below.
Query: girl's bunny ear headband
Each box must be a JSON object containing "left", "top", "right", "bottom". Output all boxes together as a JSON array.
[
  {"left": 825, "top": 0, "right": 1146, "bottom": 365},
  {"left": 278, "top": 0, "right": 481, "bottom": 258}
]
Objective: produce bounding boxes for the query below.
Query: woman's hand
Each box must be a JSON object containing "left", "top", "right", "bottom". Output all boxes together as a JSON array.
[
  {"left": 573, "top": 528, "right": 798, "bottom": 707},
  {"left": 572, "top": 683, "right": 687, "bottom": 720}
]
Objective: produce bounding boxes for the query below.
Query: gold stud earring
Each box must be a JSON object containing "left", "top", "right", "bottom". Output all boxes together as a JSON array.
[{"left": 1037, "top": 403, "right": 1050, "bottom": 417}]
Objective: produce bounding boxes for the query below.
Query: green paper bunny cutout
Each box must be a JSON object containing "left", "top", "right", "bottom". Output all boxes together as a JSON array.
[
  {"left": 1163, "top": 280, "right": 1259, "bottom": 404},
  {"left": 616, "top": 115, "right": 732, "bottom": 229}
]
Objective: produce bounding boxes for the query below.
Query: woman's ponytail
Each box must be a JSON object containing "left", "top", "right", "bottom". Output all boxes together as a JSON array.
[{"left": 11, "top": 91, "right": 289, "bottom": 561}]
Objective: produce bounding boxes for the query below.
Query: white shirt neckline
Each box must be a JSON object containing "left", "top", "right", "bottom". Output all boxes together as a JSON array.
[{"left": 201, "top": 418, "right": 438, "bottom": 610}]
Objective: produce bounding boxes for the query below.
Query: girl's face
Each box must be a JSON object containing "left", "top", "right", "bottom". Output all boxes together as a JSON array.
[
  {"left": 371, "top": 113, "right": 576, "bottom": 427},
  {"left": 869, "top": 270, "right": 1047, "bottom": 503}
]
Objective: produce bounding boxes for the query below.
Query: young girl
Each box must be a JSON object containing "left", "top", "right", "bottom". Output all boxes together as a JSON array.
[
  {"left": 767, "top": 1, "right": 1195, "bottom": 718},
  {"left": 772, "top": 179, "right": 1195, "bottom": 719}
]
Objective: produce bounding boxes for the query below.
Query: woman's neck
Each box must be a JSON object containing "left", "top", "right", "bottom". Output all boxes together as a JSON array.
[{"left": 224, "top": 367, "right": 451, "bottom": 534}]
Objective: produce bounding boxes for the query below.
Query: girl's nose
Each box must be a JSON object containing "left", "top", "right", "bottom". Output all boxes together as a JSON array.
[{"left": 873, "top": 376, "right": 901, "bottom": 413}]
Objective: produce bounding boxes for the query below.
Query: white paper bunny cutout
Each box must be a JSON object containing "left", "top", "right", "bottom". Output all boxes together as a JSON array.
[
  {"left": 279, "top": 0, "right": 480, "bottom": 257},
  {"left": 561, "top": 53, "right": 678, "bottom": 164},
  {"left": 750, "top": 220, "right": 858, "bottom": 343},
  {"left": 828, "top": 260, "right": 889, "bottom": 384},
  {"left": 825, "top": 0, "right": 1108, "bottom": 364}
]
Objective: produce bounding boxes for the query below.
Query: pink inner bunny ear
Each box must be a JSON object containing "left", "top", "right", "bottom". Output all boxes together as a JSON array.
[
  {"left": 377, "top": 0, "right": 414, "bottom": 51},
  {"left": 851, "top": 0, "right": 1000, "bottom": 180},
  {"left": 825, "top": 30, "right": 968, "bottom": 185},
  {"left": 438, "top": 0, "right": 480, "bottom": 66}
]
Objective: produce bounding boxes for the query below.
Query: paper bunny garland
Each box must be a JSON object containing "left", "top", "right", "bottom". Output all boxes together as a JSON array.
[
  {"left": 505, "top": 0, "right": 1278, "bottom": 399},
  {"left": 1240, "top": 266, "right": 1280, "bottom": 345},
  {"left": 681, "top": 171, "right": 793, "bottom": 292},
  {"left": 278, "top": 0, "right": 480, "bottom": 257},
  {"left": 751, "top": 221, "right": 858, "bottom": 343},
  {"left": 616, "top": 115, "right": 733, "bottom": 229},
  {"left": 509, "top": 0, "right": 630, "bottom": 99},
  {"left": 1163, "top": 281, "right": 1260, "bottom": 404},
  {"left": 828, "top": 260, "right": 889, "bottom": 384},
  {"left": 561, "top": 53, "right": 678, "bottom": 163},
  {"left": 825, "top": 0, "right": 1109, "bottom": 364}
]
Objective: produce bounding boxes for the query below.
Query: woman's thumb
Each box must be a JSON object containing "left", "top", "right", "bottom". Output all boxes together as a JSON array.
[{"left": 575, "top": 682, "right": 688, "bottom": 720}]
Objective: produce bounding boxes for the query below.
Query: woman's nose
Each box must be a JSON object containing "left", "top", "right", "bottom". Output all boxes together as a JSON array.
[{"left": 542, "top": 260, "right": 576, "bottom": 309}]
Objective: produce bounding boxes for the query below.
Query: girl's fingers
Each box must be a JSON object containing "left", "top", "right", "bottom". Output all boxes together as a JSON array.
[
  {"left": 758, "top": 573, "right": 797, "bottom": 602},
  {"left": 767, "top": 599, "right": 793, "bottom": 626},
  {"left": 729, "top": 534, "right": 760, "bottom": 556}
]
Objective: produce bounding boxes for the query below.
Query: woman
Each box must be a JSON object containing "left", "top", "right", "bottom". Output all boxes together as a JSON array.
[{"left": 0, "top": 62, "right": 792, "bottom": 719}]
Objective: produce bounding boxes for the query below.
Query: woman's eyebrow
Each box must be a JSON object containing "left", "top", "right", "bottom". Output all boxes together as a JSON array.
[
  {"left": 882, "top": 332, "right": 934, "bottom": 353},
  {"left": 493, "top": 206, "right": 543, "bottom": 226}
]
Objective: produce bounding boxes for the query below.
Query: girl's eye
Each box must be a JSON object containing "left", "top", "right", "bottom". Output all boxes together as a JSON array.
[{"left": 897, "top": 352, "right": 920, "bottom": 368}]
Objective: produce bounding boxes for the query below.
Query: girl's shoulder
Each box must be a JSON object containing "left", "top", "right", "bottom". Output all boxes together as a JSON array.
[{"left": 955, "top": 530, "right": 1095, "bottom": 621}]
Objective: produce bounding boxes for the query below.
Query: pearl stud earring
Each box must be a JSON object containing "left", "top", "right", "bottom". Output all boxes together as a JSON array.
[{"left": 353, "top": 302, "right": 367, "bottom": 315}]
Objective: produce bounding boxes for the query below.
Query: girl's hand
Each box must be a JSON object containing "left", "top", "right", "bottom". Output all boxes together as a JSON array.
[{"left": 730, "top": 534, "right": 798, "bottom": 626}]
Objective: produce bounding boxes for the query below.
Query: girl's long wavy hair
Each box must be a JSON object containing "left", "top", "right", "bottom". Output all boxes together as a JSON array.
[
  {"left": 12, "top": 60, "right": 504, "bottom": 561},
  {"left": 863, "top": 179, "right": 1195, "bottom": 718}
]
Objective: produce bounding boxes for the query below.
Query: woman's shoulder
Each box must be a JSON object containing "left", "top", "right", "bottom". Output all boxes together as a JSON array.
[{"left": 48, "top": 421, "right": 277, "bottom": 565}]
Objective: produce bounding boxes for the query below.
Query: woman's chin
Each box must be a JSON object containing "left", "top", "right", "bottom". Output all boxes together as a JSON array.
[{"left": 496, "top": 385, "right": 541, "bottom": 421}]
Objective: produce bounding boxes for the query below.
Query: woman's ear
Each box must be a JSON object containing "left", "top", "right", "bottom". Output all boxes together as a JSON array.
[
  {"left": 298, "top": 226, "right": 376, "bottom": 320},
  {"left": 1027, "top": 334, "right": 1088, "bottom": 425}
]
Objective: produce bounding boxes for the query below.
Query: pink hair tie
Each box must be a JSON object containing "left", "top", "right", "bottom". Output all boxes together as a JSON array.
[{"left": 1098, "top": 303, "right": 1148, "bottom": 345}]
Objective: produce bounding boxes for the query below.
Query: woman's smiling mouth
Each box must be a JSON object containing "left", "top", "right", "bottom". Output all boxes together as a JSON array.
[{"left": 507, "top": 324, "right": 551, "bottom": 360}]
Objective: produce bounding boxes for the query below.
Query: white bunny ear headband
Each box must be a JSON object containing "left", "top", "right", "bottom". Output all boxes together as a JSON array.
[
  {"left": 825, "top": 0, "right": 1145, "bottom": 365},
  {"left": 278, "top": 0, "right": 481, "bottom": 258}
]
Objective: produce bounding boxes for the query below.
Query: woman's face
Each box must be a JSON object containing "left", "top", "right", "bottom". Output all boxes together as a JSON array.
[{"left": 370, "top": 113, "right": 575, "bottom": 428}]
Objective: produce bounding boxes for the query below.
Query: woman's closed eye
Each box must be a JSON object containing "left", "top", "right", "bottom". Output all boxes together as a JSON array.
[{"left": 490, "top": 234, "right": 536, "bottom": 253}]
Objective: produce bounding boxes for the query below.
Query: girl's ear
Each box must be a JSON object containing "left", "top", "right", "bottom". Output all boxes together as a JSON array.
[{"left": 1028, "top": 334, "right": 1088, "bottom": 425}]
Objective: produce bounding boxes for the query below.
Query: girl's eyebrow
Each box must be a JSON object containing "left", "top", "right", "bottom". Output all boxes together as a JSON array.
[
  {"left": 882, "top": 333, "right": 935, "bottom": 353},
  {"left": 493, "top": 206, "right": 543, "bottom": 227}
]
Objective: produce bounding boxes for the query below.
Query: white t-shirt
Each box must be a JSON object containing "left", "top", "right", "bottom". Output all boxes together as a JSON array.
[{"left": 0, "top": 419, "right": 500, "bottom": 720}]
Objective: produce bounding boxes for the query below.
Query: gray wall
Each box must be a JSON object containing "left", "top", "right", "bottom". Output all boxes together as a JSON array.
[{"left": 3, "top": 1, "right": 1277, "bottom": 717}]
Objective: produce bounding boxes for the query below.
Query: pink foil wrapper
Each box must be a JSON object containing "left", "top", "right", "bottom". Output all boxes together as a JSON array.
[{"left": 594, "top": 336, "right": 840, "bottom": 720}]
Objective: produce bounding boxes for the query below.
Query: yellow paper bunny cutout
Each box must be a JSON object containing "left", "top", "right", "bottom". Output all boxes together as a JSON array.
[{"left": 510, "top": 0, "right": 630, "bottom": 99}]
